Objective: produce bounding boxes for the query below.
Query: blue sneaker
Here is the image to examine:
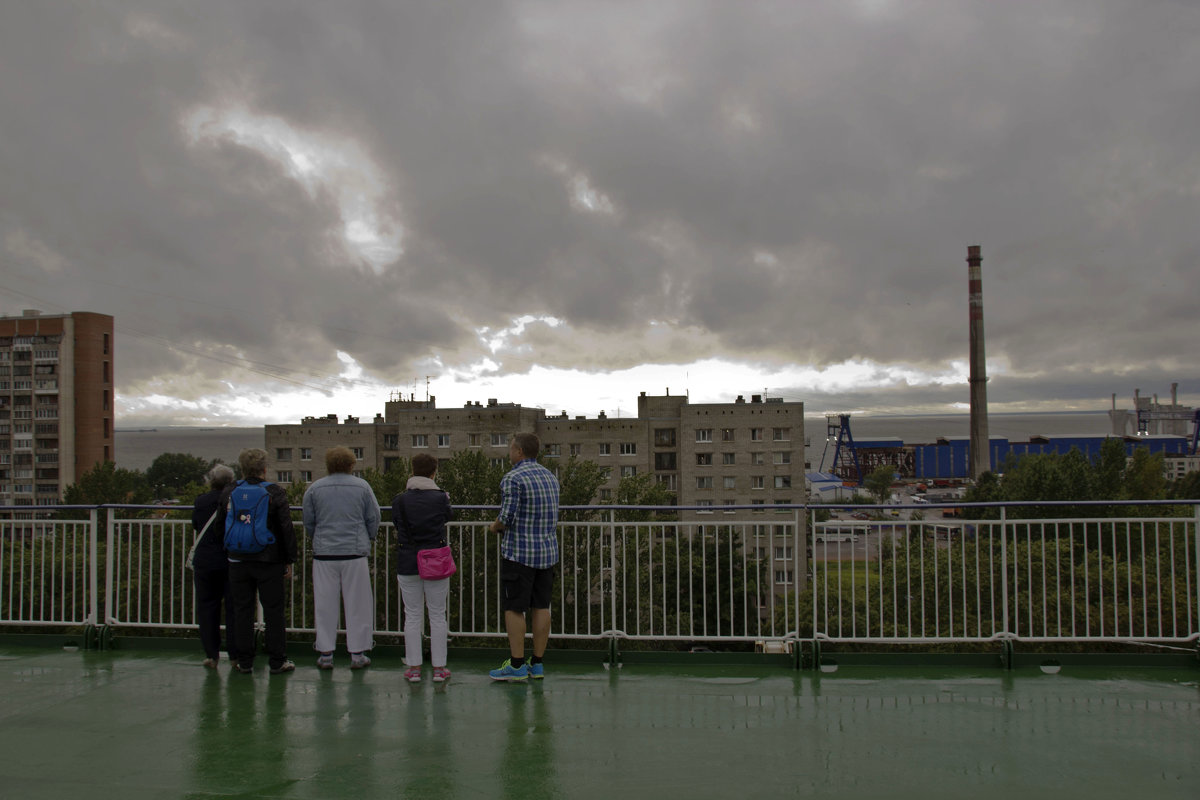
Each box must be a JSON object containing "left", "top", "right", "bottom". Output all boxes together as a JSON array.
[
  {"left": 489, "top": 658, "right": 528, "bottom": 682},
  {"left": 528, "top": 661, "right": 544, "bottom": 679}
]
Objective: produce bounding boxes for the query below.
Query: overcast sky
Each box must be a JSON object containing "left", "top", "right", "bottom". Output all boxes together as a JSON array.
[{"left": 2, "top": 1, "right": 1196, "bottom": 426}]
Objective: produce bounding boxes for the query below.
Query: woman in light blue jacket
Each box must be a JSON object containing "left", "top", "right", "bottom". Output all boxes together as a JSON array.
[{"left": 302, "top": 446, "right": 380, "bottom": 669}]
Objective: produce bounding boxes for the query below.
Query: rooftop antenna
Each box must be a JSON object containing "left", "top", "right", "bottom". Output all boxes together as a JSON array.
[{"left": 425, "top": 375, "right": 431, "bottom": 402}]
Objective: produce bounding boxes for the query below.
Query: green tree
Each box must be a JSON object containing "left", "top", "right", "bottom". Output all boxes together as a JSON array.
[
  {"left": 863, "top": 464, "right": 897, "bottom": 504},
  {"left": 556, "top": 457, "right": 611, "bottom": 520},
  {"left": 62, "top": 461, "right": 153, "bottom": 511},
  {"left": 362, "top": 457, "right": 411, "bottom": 510},
  {"left": 1094, "top": 437, "right": 1127, "bottom": 499},
  {"left": 1122, "top": 448, "right": 1166, "bottom": 503},
  {"left": 436, "top": 450, "right": 506, "bottom": 519},
  {"left": 144, "top": 452, "right": 213, "bottom": 499},
  {"left": 610, "top": 472, "right": 675, "bottom": 521}
]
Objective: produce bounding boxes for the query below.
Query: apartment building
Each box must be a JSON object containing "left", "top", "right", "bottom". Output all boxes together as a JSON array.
[
  {"left": 266, "top": 390, "right": 808, "bottom": 588},
  {"left": 0, "top": 310, "right": 115, "bottom": 504},
  {"left": 266, "top": 391, "right": 805, "bottom": 510}
]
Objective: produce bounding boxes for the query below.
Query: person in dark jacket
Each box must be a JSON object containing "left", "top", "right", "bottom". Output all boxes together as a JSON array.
[
  {"left": 221, "top": 448, "right": 299, "bottom": 674},
  {"left": 391, "top": 453, "right": 454, "bottom": 683},
  {"left": 192, "top": 464, "right": 239, "bottom": 667}
]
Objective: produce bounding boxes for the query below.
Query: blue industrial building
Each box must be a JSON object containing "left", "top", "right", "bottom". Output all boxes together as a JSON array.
[{"left": 870, "top": 434, "right": 1190, "bottom": 481}]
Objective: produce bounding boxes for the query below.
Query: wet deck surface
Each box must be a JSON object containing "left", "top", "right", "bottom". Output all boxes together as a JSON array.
[{"left": 1, "top": 647, "right": 1198, "bottom": 799}]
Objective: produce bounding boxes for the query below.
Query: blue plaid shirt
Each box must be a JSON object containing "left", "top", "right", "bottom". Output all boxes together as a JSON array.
[{"left": 497, "top": 459, "right": 560, "bottom": 569}]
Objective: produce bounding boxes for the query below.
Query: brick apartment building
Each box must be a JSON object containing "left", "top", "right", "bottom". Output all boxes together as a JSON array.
[
  {"left": 265, "top": 390, "right": 805, "bottom": 512},
  {"left": 0, "top": 310, "right": 115, "bottom": 504}
]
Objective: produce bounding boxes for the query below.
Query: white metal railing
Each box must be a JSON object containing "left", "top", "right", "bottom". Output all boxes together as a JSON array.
[
  {"left": 99, "top": 511, "right": 804, "bottom": 643},
  {"left": 810, "top": 502, "right": 1200, "bottom": 645},
  {"left": 0, "top": 511, "right": 98, "bottom": 628},
  {"left": 2, "top": 502, "right": 1198, "bottom": 651}
]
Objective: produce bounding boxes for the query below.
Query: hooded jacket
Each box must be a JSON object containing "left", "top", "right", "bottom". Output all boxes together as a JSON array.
[{"left": 391, "top": 475, "right": 454, "bottom": 576}]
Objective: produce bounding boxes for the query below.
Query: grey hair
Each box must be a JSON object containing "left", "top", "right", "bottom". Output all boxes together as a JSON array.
[
  {"left": 238, "top": 448, "right": 268, "bottom": 479},
  {"left": 207, "top": 463, "right": 235, "bottom": 490}
]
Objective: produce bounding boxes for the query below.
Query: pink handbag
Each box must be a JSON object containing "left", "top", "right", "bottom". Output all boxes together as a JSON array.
[{"left": 417, "top": 545, "right": 457, "bottom": 580}]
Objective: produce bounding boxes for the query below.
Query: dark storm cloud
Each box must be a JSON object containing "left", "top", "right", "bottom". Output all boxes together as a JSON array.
[{"left": 1, "top": 0, "right": 1197, "bottom": 413}]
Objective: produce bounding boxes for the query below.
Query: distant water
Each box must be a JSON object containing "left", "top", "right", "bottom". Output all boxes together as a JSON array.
[
  {"left": 115, "top": 427, "right": 263, "bottom": 472},
  {"left": 114, "top": 412, "right": 1116, "bottom": 473}
]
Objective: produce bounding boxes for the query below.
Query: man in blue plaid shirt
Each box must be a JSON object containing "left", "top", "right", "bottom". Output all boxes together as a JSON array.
[{"left": 488, "top": 432, "right": 560, "bottom": 681}]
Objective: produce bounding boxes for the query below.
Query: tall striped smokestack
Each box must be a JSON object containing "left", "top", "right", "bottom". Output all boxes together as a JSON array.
[{"left": 967, "top": 245, "right": 990, "bottom": 480}]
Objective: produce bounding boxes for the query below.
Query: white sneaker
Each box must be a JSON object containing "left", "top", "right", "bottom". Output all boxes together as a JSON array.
[
  {"left": 316, "top": 652, "right": 334, "bottom": 670},
  {"left": 350, "top": 653, "right": 371, "bottom": 670}
]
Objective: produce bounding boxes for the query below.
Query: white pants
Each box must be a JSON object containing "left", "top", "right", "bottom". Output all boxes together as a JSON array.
[
  {"left": 397, "top": 574, "right": 449, "bottom": 668},
  {"left": 313, "top": 558, "right": 374, "bottom": 654}
]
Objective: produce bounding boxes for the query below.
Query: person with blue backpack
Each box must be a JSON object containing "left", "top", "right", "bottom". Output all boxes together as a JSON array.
[{"left": 221, "top": 448, "right": 299, "bottom": 674}]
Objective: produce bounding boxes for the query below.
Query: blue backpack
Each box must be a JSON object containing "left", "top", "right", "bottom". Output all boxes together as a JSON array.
[{"left": 224, "top": 480, "right": 276, "bottom": 556}]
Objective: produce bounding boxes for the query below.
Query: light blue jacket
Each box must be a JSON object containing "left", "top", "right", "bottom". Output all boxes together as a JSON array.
[{"left": 302, "top": 473, "right": 381, "bottom": 557}]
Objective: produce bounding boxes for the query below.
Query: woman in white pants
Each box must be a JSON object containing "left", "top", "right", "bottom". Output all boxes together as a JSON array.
[
  {"left": 391, "top": 453, "right": 455, "bottom": 682},
  {"left": 302, "top": 446, "right": 381, "bottom": 669}
]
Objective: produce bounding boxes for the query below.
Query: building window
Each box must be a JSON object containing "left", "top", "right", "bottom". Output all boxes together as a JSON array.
[
  {"left": 490, "top": 457, "right": 508, "bottom": 469},
  {"left": 773, "top": 427, "right": 790, "bottom": 441},
  {"left": 696, "top": 452, "right": 713, "bottom": 466},
  {"left": 103, "top": 361, "right": 110, "bottom": 383},
  {"left": 412, "top": 434, "right": 428, "bottom": 447},
  {"left": 103, "top": 333, "right": 109, "bottom": 355},
  {"left": 569, "top": 443, "right": 581, "bottom": 457},
  {"left": 750, "top": 452, "right": 765, "bottom": 466},
  {"left": 654, "top": 452, "right": 677, "bottom": 470},
  {"left": 697, "top": 499, "right": 714, "bottom": 514},
  {"left": 657, "top": 474, "right": 678, "bottom": 491},
  {"left": 750, "top": 428, "right": 763, "bottom": 441},
  {"left": 696, "top": 476, "right": 713, "bottom": 489},
  {"left": 722, "top": 499, "right": 736, "bottom": 513},
  {"left": 490, "top": 433, "right": 507, "bottom": 446},
  {"left": 276, "top": 448, "right": 292, "bottom": 461},
  {"left": 620, "top": 465, "right": 637, "bottom": 478},
  {"left": 599, "top": 488, "right": 612, "bottom": 502},
  {"left": 751, "top": 476, "right": 765, "bottom": 489},
  {"left": 695, "top": 429, "right": 713, "bottom": 443},
  {"left": 620, "top": 442, "right": 636, "bottom": 456},
  {"left": 299, "top": 471, "right": 312, "bottom": 483},
  {"left": 276, "top": 471, "right": 292, "bottom": 483},
  {"left": 722, "top": 452, "right": 735, "bottom": 465},
  {"left": 352, "top": 447, "right": 364, "bottom": 460},
  {"left": 774, "top": 475, "right": 792, "bottom": 489},
  {"left": 300, "top": 448, "right": 312, "bottom": 460},
  {"left": 723, "top": 476, "right": 736, "bottom": 490},
  {"left": 437, "top": 434, "right": 451, "bottom": 448},
  {"left": 654, "top": 428, "right": 677, "bottom": 447},
  {"left": 352, "top": 470, "right": 364, "bottom": 478},
  {"left": 598, "top": 443, "right": 611, "bottom": 456},
  {"left": 773, "top": 451, "right": 792, "bottom": 465},
  {"left": 468, "top": 433, "right": 481, "bottom": 447},
  {"left": 102, "top": 390, "right": 109, "bottom": 411},
  {"left": 545, "top": 443, "right": 561, "bottom": 457},
  {"left": 721, "top": 428, "right": 735, "bottom": 442},
  {"left": 775, "top": 570, "right": 792, "bottom": 585},
  {"left": 383, "top": 434, "right": 399, "bottom": 449}
]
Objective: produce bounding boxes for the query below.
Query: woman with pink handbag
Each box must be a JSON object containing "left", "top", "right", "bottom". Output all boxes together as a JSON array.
[{"left": 392, "top": 453, "right": 456, "bottom": 683}]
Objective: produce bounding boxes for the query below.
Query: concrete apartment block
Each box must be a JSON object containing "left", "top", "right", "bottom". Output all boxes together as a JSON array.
[
  {"left": 0, "top": 309, "right": 114, "bottom": 503},
  {"left": 264, "top": 391, "right": 805, "bottom": 514}
]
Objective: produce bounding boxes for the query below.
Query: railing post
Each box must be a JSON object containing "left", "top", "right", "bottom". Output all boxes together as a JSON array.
[
  {"left": 88, "top": 508, "right": 99, "bottom": 627},
  {"left": 1194, "top": 502, "right": 1200, "bottom": 644},
  {"left": 999, "top": 506, "right": 1009, "bottom": 637},
  {"left": 608, "top": 509, "right": 617, "bottom": 638},
  {"left": 104, "top": 507, "right": 116, "bottom": 626},
  {"left": 794, "top": 507, "right": 803, "bottom": 646}
]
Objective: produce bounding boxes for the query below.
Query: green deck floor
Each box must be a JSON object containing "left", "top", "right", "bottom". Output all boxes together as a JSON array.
[{"left": 1, "top": 647, "right": 1197, "bottom": 799}]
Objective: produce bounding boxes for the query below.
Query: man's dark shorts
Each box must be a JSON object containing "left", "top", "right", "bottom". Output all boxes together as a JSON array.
[{"left": 501, "top": 558, "right": 555, "bottom": 612}]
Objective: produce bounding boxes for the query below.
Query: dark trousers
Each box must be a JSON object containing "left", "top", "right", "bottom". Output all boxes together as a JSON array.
[
  {"left": 194, "top": 564, "right": 238, "bottom": 661},
  {"left": 229, "top": 560, "right": 288, "bottom": 669}
]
